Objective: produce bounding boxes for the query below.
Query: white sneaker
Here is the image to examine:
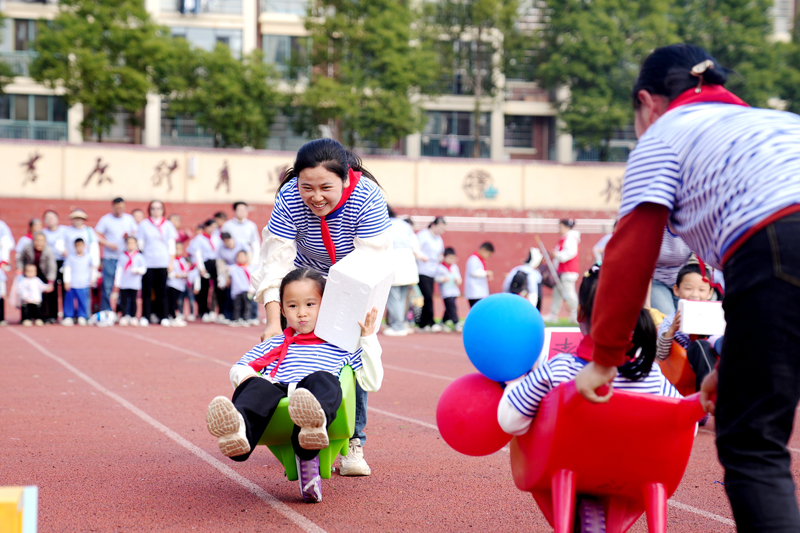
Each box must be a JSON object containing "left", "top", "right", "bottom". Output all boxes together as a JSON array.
[
  {"left": 216, "top": 315, "right": 230, "bottom": 325},
  {"left": 119, "top": 316, "right": 129, "bottom": 327},
  {"left": 541, "top": 313, "right": 558, "bottom": 323},
  {"left": 171, "top": 317, "right": 187, "bottom": 327},
  {"left": 34, "top": 319, "right": 44, "bottom": 326},
  {"left": 62, "top": 317, "right": 74, "bottom": 327},
  {"left": 288, "top": 388, "right": 328, "bottom": 450},
  {"left": 339, "top": 438, "right": 371, "bottom": 476},
  {"left": 382, "top": 327, "right": 407, "bottom": 337},
  {"left": 206, "top": 396, "right": 250, "bottom": 458},
  {"left": 77, "top": 317, "right": 87, "bottom": 326},
  {"left": 430, "top": 323, "right": 443, "bottom": 333},
  {"left": 139, "top": 317, "right": 149, "bottom": 327},
  {"left": 248, "top": 318, "right": 260, "bottom": 326},
  {"left": 208, "top": 311, "right": 218, "bottom": 321},
  {"left": 201, "top": 313, "right": 212, "bottom": 323},
  {"left": 187, "top": 314, "right": 196, "bottom": 322},
  {"left": 22, "top": 319, "right": 32, "bottom": 327},
  {"left": 150, "top": 313, "right": 158, "bottom": 324},
  {"left": 455, "top": 321, "right": 464, "bottom": 332},
  {"left": 229, "top": 320, "right": 242, "bottom": 327},
  {"left": 160, "top": 318, "right": 171, "bottom": 327}
]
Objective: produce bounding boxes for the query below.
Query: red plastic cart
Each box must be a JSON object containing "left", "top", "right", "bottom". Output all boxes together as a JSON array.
[{"left": 510, "top": 382, "right": 705, "bottom": 533}]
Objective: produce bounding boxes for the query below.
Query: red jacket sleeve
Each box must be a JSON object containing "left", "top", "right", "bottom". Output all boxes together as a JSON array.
[{"left": 591, "top": 203, "right": 670, "bottom": 367}]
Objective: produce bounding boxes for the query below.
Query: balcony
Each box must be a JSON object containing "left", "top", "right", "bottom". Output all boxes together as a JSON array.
[
  {"left": 260, "top": 0, "right": 307, "bottom": 14},
  {"left": 0, "top": 121, "right": 67, "bottom": 141},
  {"left": 161, "top": 115, "right": 215, "bottom": 147},
  {"left": 160, "top": 0, "right": 243, "bottom": 15},
  {"left": 0, "top": 51, "right": 37, "bottom": 77}
]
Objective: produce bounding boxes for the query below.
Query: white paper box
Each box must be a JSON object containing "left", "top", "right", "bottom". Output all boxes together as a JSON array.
[
  {"left": 678, "top": 299, "right": 726, "bottom": 336},
  {"left": 316, "top": 249, "right": 396, "bottom": 353},
  {"left": 390, "top": 248, "right": 419, "bottom": 286}
]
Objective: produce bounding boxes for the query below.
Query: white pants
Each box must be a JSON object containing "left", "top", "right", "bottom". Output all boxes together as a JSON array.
[{"left": 550, "top": 272, "right": 579, "bottom": 320}]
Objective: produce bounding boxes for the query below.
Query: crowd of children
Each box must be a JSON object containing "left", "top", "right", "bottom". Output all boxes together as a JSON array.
[{"left": 0, "top": 200, "right": 260, "bottom": 328}]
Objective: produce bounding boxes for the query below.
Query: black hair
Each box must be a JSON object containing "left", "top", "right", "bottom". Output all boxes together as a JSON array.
[
  {"left": 43, "top": 209, "right": 58, "bottom": 218},
  {"left": 278, "top": 268, "right": 327, "bottom": 330},
  {"left": 203, "top": 219, "right": 216, "bottom": 229},
  {"left": 428, "top": 216, "right": 446, "bottom": 229},
  {"left": 220, "top": 232, "right": 232, "bottom": 240},
  {"left": 524, "top": 250, "right": 532, "bottom": 263},
  {"left": 112, "top": 197, "right": 124, "bottom": 204},
  {"left": 214, "top": 211, "right": 227, "bottom": 220},
  {"left": 387, "top": 205, "right": 397, "bottom": 219},
  {"left": 29, "top": 218, "right": 41, "bottom": 229},
  {"left": 578, "top": 264, "right": 657, "bottom": 381},
  {"left": 479, "top": 242, "right": 494, "bottom": 253},
  {"left": 560, "top": 219, "right": 575, "bottom": 229},
  {"left": 632, "top": 44, "right": 730, "bottom": 109},
  {"left": 233, "top": 201, "right": 247, "bottom": 211},
  {"left": 74, "top": 238, "right": 85, "bottom": 245},
  {"left": 277, "top": 138, "right": 380, "bottom": 195},
  {"left": 125, "top": 234, "right": 138, "bottom": 242},
  {"left": 675, "top": 263, "right": 704, "bottom": 287},
  {"left": 444, "top": 247, "right": 456, "bottom": 256}
]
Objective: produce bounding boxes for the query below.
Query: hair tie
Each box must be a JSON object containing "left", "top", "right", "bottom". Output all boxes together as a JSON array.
[{"left": 690, "top": 59, "right": 715, "bottom": 93}]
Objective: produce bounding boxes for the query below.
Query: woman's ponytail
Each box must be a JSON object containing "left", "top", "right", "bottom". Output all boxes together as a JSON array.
[{"left": 617, "top": 309, "right": 658, "bottom": 381}]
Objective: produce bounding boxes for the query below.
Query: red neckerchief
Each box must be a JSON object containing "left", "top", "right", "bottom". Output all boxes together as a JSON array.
[
  {"left": 249, "top": 328, "right": 325, "bottom": 378},
  {"left": 471, "top": 252, "right": 486, "bottom": 270},
  {"left": 697, "top": 260, "right": 725, "bottom": 297},
  {"left": 175, "top": 257, "right": 187, "bottom": 273},
  {"left": 237, "top": 262, "right": 250, "bottom": 284},
  {"left": 576, "top": 334, "right": 594, "bottom": 362},
  {"left": 149, "top": 217, "right": 166, "bottom": 238},
  {"left": 441, "top": 262, "right": 453, "bottom": 272},
  {"left": 666, "top": 84, "right": 749, "bottom": 112},
  {"left": 24, "top": 233, "right": 32, "bottom": 240},
  {"left": 202, "top": 232, "right": 216, "bottom": 251},
  {"left": 124, "top": 251, "right": 138, "bottom": 270},
  {"left": 301, "top": 169, "right": 361, "bottom": 265}
]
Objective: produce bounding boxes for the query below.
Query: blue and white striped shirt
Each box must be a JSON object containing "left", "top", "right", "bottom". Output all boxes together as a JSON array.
[
  {"left": 654, "top": 227, "right": 692, "bottom": 286},
  {"left": 268, "top": 177, "right": 390, "bottom": 275},
  {"left": 619, "top": 103, "right": 800, "bottom": 269},
  {"left": 233, "top": 335, "right": 364, "bottom": 384},
  {"left": 657, "top": 311, "right": 690, "bottom": 349},
  {"left": 507, "top": 354, "right": 681, "bottom": 420}
]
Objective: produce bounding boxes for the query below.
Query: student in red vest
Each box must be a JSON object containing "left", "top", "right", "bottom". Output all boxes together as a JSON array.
[{"left": 544, "top": 219, "right": 580, "bottom": 323}]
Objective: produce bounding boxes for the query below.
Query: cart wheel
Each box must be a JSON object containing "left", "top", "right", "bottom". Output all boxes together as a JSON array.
[{"left": 575, "top": 498, "right": 606, "bottom": 533}]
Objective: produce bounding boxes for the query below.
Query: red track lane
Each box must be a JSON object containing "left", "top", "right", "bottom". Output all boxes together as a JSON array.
[{"left": 1, "top": 324, "right": 791, "bottom": 532}]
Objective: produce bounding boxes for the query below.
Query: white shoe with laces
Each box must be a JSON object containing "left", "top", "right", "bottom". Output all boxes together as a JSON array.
[
  {"left": 339, "top": 438, "right": 371, "bottom": 476},
  {"left": 382, "top": 327, "right": 407, "bottom": 337},
  {"left": 160, "top": 318, "right": 171, "bottom": 327},
  {"left": 430, "top": 323, "right": 443, "bottom": 333},
  {"left": 206, "top": 396, "right": 250, "bottom": 458},
  {"left": 139, "top": 317, "right": 149, "bottom": 327}
]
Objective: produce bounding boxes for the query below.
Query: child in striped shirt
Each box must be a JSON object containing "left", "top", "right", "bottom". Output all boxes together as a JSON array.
[
  {"left": 206, "top": 267, "right": 383, "bottom": 503},
  {"left": 498, "top": 264, "right": 680, "bottom": 436}
]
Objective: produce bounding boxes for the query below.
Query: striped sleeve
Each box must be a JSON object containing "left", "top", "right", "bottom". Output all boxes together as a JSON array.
[
  {"left": 506, "top": 358, "right": 566, "bottom": 419},
  {"left": 619, "top": 137, "right": 681, "bottom": 218},
  {"left": 267, "top": 188, "right": 299, "bottom": 240},
  {"left": 355, "top": 182, "right": 391, "bottom": 239}
]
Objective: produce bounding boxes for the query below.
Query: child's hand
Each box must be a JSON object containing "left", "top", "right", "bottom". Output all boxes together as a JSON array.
[
  {"left": 64, "top": 283, "right": 71, "bottom": 292},
  {"left": 486, "top": 270, "right": 494, "bottom": 280},
  {"left": 700, "top": 368, "right": 718, "bottom": 414},
  {"left": 667, "top": 310, "right": 682, "bottom": 337},
  {"left": 359, "top": 306, "right": 378, "bottom": 336},
  {"left": 45, "top": 283, "right": 54, "bottom": 293}
]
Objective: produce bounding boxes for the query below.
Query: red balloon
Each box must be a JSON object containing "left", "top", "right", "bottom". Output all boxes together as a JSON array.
[{"left": 436, "top": 373, "right": 512, "bottom": 456}]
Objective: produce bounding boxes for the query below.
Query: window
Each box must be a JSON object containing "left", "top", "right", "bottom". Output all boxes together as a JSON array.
[
  {"left": 53, "top": 97, "right": 68, "bottom": 123},
  {"left": 504, "top": 115, "right": 533, "bottom": 148},
  {"left": 262, "top": 34, "right": 309, "bottom": 79},
  {"left": 171, "top": 27, "right": 242, "bottom": 56},
  {"left": 0, "top": 96, "right": 9, "bottom": 120},
  {"left": 261, "top": 0, "right": 308, "bottom": 14},
  {"left": 15, "top": 94, "right": 28, "bottom": 121},
  {"left": 1, "top": 94, "right": 68, "bottom": 122},
  {"left": 421, "top": 111, "right": 491, "bottom": 158},
  {"left": 35, "top": 95, "right": 49, "bottom": 121},
  {"left": 14, "top": 20, "right": 37, "bottom": 52}
]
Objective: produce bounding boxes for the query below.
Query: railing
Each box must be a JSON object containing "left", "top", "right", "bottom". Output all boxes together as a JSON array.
[
  {"left": 161, "top": 115, "right": 215, "bottom": 147},
  {"left": 0, "top": 121, "right": 68, "bottom": 141},
  {"left": 260, "top": 0, "right": 307, "bottom": 14},
  {"left": 421, "top": 135, "right": 491, "bottom": 158},
  {"left": 408, "top": 216, "right": 615, "bottom": 234},
  {"left": 0, "top": 51, "right": 37, "bottom": 77},
  {"left": 160, "top": 0, "right": 243, "bottom": 15}
]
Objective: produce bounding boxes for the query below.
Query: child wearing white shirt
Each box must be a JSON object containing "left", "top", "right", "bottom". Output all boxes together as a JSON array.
[
  {"left": 62, "top": 238, "right": 95, "bottom": 326},
  {"left": 229, "top": 250, "right": 254, "bottom": 326},
  {"left": 434, "top": 247, "right": 462, "bottom": 332},
  {"left": 18, "top": 263, "right": 50, "bottom": 326},
  {"left": 115, "top": 236, "right": 147, "bottom": 326},
  {"left": 464, "top": 242, "right": 494, "bottom": 307}
]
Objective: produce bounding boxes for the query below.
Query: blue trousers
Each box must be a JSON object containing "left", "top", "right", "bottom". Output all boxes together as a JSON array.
[
  {"left": 64, "top": 288, "right": 90, "bottom": 319},
  {"left": 353, "top": 381, "right": 368, "bottom": 446},
  {"left": 650, "top": 279, "right": 679, "bottom": 315},
  {"left": 100, "top": 258, "right": 117, "bottom": 312}
]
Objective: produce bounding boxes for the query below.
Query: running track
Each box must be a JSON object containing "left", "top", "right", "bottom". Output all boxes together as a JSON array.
[{"left": 3, "top": 324, "right": 794, "bottom": 531}]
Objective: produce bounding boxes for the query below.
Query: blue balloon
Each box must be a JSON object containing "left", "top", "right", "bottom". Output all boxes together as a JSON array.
[{"left": 462, "top": 293, "right": 545, "bottom": 382}]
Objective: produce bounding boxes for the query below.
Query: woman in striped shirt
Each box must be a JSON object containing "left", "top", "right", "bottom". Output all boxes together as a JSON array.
[
  {"left": 575, "top": 44, "right": 800, "bottom": 532},
  {"left": 650, "top": 227, "right": 692, "bottom": 315},
  {"left": 251, "top": 138, "right": 392, "bottom": 477},
  {"left": 499, "top": 264, "right": 680, "bottom": 435},
  {"left": 207, "top": 268, "right": 383, "bottom": 502}
]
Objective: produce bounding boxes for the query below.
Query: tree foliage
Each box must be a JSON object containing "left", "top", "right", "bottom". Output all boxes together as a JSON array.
[
  {"left": 292, "top": 0, "right": 440, "bottom": 149},
  {"left": 0, "top": 12, "right": 15, "bottom": 94},
  {"left": 29, "top": 0, "right": 172, "bottom": 140},
  {"left": 165, "top": 44, "right": 280, "bottom": 149}
]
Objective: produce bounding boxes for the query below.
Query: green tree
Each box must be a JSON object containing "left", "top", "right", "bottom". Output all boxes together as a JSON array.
[
  {"left": 166, "top": 44, "right": 279, "bottom": 149},
  {"left": 673, "top": 0, "right": 780, "bottom": 108},
  {"left": 535, "top": 0, "right": 676, "bottom": 161},
  {"left": 0, "top": 13, "right": 15, "bottom": 93},
  {"left": 292, "top": 0, "right": 440, "bottom": 149},
  {"left": 432, "top": 0, "right": 519, "bottom": 157},
  {"left": 30, "top": 0, "right": 173, "bottom": 141},
  {"left": 776, "top": 22, "right": 800, "bottom": 114}
]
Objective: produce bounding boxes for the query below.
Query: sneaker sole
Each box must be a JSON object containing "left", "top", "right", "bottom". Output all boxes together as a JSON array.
[
  {"left": 206, "top": 397, "right": 250, "bottom": 457},
  {"left": 338, "top": 463, "right": 372, "bottom": 476},
  {"left": 288, "top": 389, "right": 328, "bottom": 450}
]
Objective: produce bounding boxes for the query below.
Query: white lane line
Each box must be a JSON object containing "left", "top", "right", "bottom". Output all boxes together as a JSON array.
[
  {"left": 380, "top": 339, "right": 467, "bottom": 357},
  {"left": 382, "top": 364, "right": 456, "bottom": 382},
  {"left": 700, "top": 428, "right": 800, "bottom": 455},
  {"left": 667, "top": 500, "right": 735, "bottom": 527},
  {"left": 9, "top": 328, "right": 327, "bottom": 533},
  {"left": 111, "top": 329, "right": 231, "bottom": 367}
]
